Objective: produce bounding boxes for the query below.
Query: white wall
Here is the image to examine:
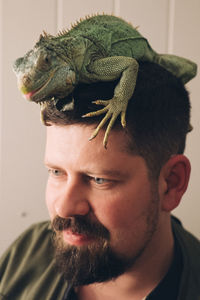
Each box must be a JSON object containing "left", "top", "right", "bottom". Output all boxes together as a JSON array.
[{"left": 0, "top": 0, "right": 199, "bottom": 255}]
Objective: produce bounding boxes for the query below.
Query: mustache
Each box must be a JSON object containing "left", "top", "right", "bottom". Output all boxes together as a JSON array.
[{"left": 52, "top": 215, "right": 110, "bottom": 240}]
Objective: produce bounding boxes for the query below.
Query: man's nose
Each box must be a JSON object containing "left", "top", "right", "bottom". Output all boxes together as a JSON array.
[{"left": 54, "top": 179, "right": 90, "bottom": 218}]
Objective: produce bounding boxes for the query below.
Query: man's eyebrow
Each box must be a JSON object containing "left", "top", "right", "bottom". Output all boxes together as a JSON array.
[
  {"left": 44, "top": 160, "right": 62, "bottom": 169},
  {"left": 86, "top": 169, "right": 128, "bottom": 178},
  {"left": 44, "top": 160, "right": 52, "bottom": 167}
]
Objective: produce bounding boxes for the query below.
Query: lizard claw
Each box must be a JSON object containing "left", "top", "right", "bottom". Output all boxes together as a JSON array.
[
  {"left": 89, "top": 110, "right": 118, "bottom": 148},
  {"left": 92, "top": 100, "right": 110, "bottom": 106},
  {"left": 82, "top": 100, "right": 110, "bottom": 118},
  {"left": 82, "top": 97, "right": 128, "bottom": 147},
  {"left": 121, "top": 111, "right": 126, "bottom": 128},
  {"left": 82, "top": 106, "right": 108, "bottom": 118}
]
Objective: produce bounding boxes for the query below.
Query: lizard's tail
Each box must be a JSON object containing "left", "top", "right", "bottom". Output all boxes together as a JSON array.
[{"left": 155, "top": 54, "right": 197, "bottom": 84}]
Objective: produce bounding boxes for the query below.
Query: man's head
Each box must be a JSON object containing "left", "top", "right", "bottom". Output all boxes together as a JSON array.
[
  {"left": 43, "top": 62, "right": 191, "bottom": 285},
  {"left": 42, "top": 61, "right": 191, "bottom": 179}
]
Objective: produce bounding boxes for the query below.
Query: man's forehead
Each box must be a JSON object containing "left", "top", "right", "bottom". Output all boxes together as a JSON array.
[{"left": 45, "top": 123, "right": 136, "bottom": 154}]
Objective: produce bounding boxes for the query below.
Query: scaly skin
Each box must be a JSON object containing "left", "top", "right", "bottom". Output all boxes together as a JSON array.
[{"left": 13, "top": 14, "right": 197, "bottom": 147}]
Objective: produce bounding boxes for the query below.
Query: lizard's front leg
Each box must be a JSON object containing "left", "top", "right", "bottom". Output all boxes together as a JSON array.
[{"left": 83, "top": 56, "right": 139, "bottom": 147}]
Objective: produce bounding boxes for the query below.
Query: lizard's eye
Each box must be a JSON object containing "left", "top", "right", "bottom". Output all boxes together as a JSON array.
[
  {"left": 44, "top": 56, "right": 50, "bottom": 64},
  {"left": 37, "top": 53, "right": 51, "bottom": 70},
  {"left": 43, "top": 54, "right": 51, "bottom": 66}
]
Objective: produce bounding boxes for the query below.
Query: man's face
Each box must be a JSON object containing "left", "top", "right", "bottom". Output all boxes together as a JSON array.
[{"left": 45, "top": 124, "right": 161, "bottom": 285}]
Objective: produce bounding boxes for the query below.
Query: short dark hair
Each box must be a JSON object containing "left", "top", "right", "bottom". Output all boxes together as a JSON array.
[{"left": 42, "top": 62, "right": 191, "bottom": 178}]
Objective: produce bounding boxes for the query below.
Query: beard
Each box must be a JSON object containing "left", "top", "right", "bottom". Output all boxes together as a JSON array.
[
  {"left": 52, "top": 215, "right": 136, "bottom": 286},
  {"left": 51, "top": 190, "right": 159, "bottom": 287}
]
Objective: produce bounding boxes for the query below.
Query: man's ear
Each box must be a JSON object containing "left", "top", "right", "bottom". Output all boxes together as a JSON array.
[{"left": 159, "top": 155, "right": 191, "bottom": 212}]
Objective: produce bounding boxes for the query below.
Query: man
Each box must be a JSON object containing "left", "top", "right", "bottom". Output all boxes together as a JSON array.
[{"left": 0, "top": 62, "right": 200, "bottom": 299}]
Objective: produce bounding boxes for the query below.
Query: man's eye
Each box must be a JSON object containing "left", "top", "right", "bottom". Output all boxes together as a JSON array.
[
  {"left": 93, "top": 177, "right": 108, "bottom": 184},
  {"left": 48, "top": 169, "right": 63, "bottom": 176}
]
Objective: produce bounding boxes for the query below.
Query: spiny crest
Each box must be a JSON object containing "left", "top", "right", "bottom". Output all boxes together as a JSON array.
[
  {"left": 35, "top": 31, "right": 56, "bottom": 50},
  {"left": 131, "top": 24, "right": 139, "bottom": 30},
  {"left": 56, "top": 12, "right": 106, "bottom": 37},
  {"left": 57, "top": 28, "right": 69, "bottom": 37},
  {"left": 37, "top": 30, "right": 53, "bottom": 43},
  {"left": 70, "top": 13, "right": 97, "bottom": 29}
]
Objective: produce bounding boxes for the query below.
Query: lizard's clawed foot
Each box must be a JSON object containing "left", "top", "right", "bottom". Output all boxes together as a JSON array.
[{"left": 82, "top": 98, "right": 127, "bottom": 148}]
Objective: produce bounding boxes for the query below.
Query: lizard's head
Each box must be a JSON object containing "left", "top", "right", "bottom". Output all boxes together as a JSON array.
[{"left": 13, "top": 34, "right": 76, "bottom": 103}]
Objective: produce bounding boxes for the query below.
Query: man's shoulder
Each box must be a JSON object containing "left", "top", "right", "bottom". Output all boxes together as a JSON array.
[
  {"left": 2, "top": 221, "right": 52, "bottom": 253},
  {"left": 172, "top": 216, "right": 200, "bottom": 300},
  {"left": 172, "top": 216, "right": 200, "bottom": 253},
  {"left": 0, "top": 221, "right": 53, "bottom": 275},
  {"left": 18, "top": 220, "right": 52, "bottom": 237},
  {"left": 0, "top": 221, "right": 68, "bottom": 300},
  {"left": 18, "top": 220, "right": 52, "bottom": 242}
]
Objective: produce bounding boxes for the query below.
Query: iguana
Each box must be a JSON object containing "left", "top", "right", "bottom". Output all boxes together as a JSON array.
[{"left": 13, "top": 14, "right": 197, "bottom": 147}]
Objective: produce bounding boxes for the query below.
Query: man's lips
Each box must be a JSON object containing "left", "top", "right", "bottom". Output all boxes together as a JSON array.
[{"left": 62, "top": 229, "right": 95, "bottom": 246}]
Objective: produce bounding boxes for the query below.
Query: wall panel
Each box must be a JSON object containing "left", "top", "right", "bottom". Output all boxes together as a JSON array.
[
  {"left": 61, "top": 0, "right": 113, "bottom": 30},
  {"left": 120, "top": 0, "right": 169, "bottom": 53},
  {"left": 0, "top": 0, "right": 3, "bottom": 202},
  {"left": 172, "top": 0, "right": 200, "bottom": 237},
  {"left": 0, "top": 0, "right": 57, "bottom": 255}
]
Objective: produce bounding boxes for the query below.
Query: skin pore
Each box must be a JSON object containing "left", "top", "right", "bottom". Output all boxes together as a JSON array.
[{"left": 44, "top": 124, "right": 190, "bottom": 300}]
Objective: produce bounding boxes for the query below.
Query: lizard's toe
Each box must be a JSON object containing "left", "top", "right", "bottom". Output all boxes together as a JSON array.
[
  {"left": 82, "top": 106, "right": 108, "bottom": 118},
  {"left": 92, "top": 100, "right": 110, "bottom": 106},
  {"left": 121, "top": 111, "right": 126, "bottom": 128},
  {"left": 89, "top": 111, "right": 112, "bottom": 141}
]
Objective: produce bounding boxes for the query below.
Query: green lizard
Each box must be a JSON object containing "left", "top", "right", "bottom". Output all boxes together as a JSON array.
[{"left": 13, "top": 14, "right": 197, "bottom": 147}]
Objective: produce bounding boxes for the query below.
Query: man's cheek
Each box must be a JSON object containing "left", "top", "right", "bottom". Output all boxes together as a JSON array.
[{"left": 95, "top": 205, "right": 123, "bottom": 230}]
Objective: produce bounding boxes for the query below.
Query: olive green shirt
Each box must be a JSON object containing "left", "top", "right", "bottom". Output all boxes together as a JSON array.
[
  {"left": 0, "top": 217, "right": 200, "bottom": 300},
  {"left": 0, "top": 222, "right": 69, "bottom": 299}
]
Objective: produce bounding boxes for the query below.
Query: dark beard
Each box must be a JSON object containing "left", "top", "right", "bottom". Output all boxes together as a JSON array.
[
  {"left": 52, "top": 215, "right": 143, "bottom": 286},
  {"left": 52, "top": 206, "right": 157, "bottom": 286},
  {"left": 54, "top": 235, "right": 135, "bottom": 286}
]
